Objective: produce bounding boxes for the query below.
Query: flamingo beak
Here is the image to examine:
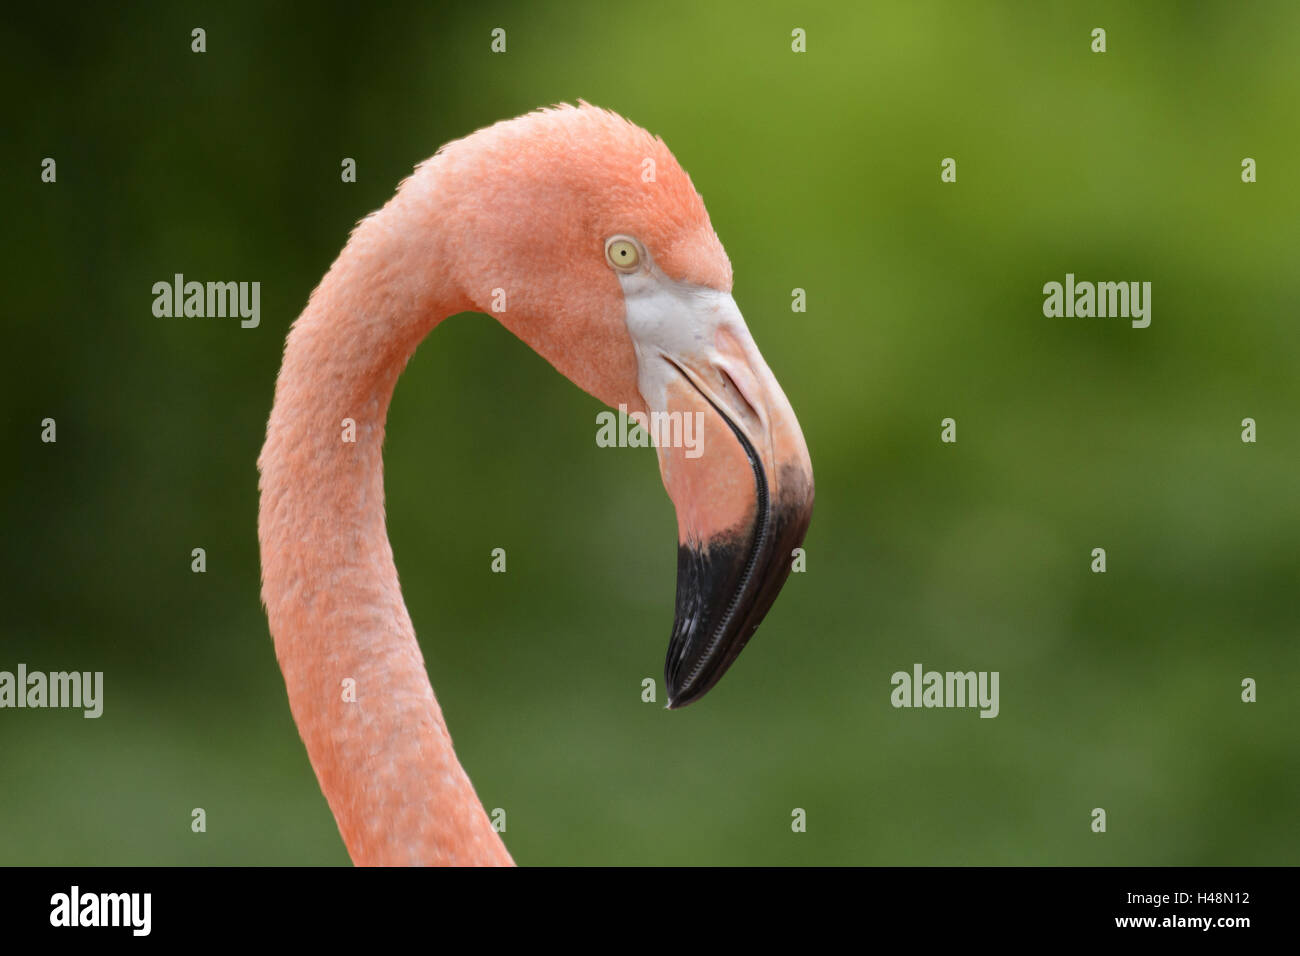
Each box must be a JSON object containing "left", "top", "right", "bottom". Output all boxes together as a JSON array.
[{"left": 626, "top": 290, "right": 814, "bottom": 708}]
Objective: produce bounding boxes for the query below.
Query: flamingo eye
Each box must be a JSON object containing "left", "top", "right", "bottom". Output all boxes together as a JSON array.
[{"left": 605, "top": 237, "right": 641, "bottom": 272}]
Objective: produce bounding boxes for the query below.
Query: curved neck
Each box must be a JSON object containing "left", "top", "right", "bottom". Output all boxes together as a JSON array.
[{"left": 258, "top": 172, "right": 513, "bottom": 865}]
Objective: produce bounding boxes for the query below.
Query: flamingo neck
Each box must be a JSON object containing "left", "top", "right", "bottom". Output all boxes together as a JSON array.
[{"left": 257, "top": 170, "right": 513, "bottom": 866}]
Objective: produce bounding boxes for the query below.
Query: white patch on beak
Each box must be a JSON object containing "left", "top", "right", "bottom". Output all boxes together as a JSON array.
[{"left": 613, "top": 261, "right": 768, "bottom": 442}]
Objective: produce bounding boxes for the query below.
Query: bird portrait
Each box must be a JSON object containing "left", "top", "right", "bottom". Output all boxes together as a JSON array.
[{"left": 257, "top": 105, "right": 814, "bottom": 865}]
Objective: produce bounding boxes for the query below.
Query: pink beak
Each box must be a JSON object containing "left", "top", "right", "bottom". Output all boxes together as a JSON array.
[{"left": 645, "top": 314, "right": 815, "bottom": 707}]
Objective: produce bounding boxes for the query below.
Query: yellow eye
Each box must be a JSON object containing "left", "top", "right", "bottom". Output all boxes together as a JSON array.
[{"left": 605, "top": 237, "right": 641, "bottom": 271}]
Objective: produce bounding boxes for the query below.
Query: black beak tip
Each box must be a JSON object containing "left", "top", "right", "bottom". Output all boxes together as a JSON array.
[
  {"left": 659, "top": 419, "right": 814, "bottom": 713},
  {"left": 663, "top": 685, "right": 702, "bottom": 711},
  {"left": 663, "top": 679, "right": 688, "bottom": 711},
  {"left": 663, "top": 637, "right": 736, "bottom": 711}
]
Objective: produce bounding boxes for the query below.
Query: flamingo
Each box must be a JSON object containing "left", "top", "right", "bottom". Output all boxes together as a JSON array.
[{"left": 258, "top": 104, "right": 814, "bottom": 865}]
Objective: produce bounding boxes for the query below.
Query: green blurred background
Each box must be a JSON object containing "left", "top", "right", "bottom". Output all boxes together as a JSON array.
[{"left": 3, "top": 1, "right": 1297, "bottom": 865}]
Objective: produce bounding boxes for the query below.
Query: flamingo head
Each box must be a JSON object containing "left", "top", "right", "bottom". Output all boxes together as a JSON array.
[{"left": 436, "top": 104, "right": 814, "bottom": 708}]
